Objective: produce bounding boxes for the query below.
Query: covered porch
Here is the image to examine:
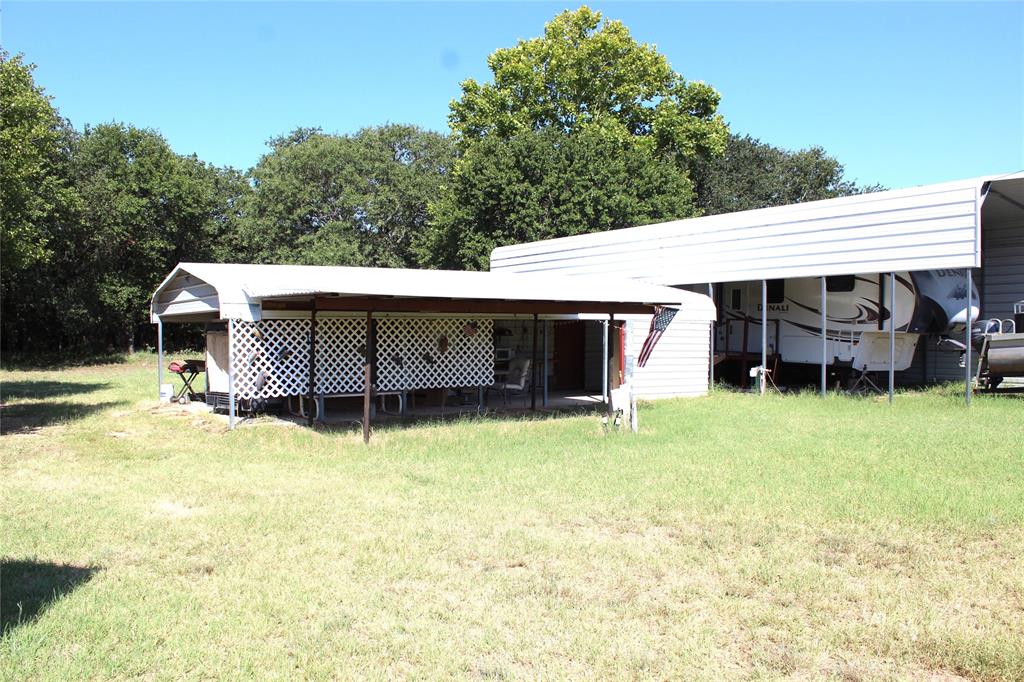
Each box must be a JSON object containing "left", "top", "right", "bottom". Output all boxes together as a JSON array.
[{"left": 151, "top": 263, "right": 713, "bottom": 440}]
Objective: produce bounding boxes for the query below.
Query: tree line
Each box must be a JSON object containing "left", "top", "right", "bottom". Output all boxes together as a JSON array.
[{"left": 0, "top": 7, "right": 880, "bottom": 356}]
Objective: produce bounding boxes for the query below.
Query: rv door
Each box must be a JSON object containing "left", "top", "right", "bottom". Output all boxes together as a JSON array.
[{"left": 720, "top": 285, "right": 748, "bottom": 353}]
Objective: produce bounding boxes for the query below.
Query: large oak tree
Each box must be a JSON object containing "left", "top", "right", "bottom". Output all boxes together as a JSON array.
[
  {"left": 431, "top": 6, "right": 728, "bottom": 270},
  {"left": 240, "top": 125, "right": 454, "bottom": 268}
]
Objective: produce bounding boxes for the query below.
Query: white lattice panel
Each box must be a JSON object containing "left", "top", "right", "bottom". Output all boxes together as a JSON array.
[
  {"left": 229, "top": 316, "right": 494, "bottom": 398},
  {"left": 376, "top": 318, "right": 494, "bottom": 391},
  {"left": 315, "top": 317, "right": 367, "bottom": 394},
  {"left": 231, "top": 319, "right": 311, "bottom": 399}
]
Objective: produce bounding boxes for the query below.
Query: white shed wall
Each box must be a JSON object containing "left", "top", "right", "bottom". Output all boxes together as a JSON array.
[{"left": 624, "top": 317, "right": 711, "bottom": 400}]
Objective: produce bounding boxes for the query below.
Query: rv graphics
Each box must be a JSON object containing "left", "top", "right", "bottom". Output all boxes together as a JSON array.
[{"left": 714, "top": 269, "right": 979, "bottom": 377}]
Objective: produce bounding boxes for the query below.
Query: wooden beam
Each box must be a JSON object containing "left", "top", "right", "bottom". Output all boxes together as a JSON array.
[
  {"left": 362, "top": 311, "right": 373, "bottom": 443},
  {"left": 531, "top": 313, "right": 538, "bottom": 411},
  {"left": 261, "top": 297, "right": 657, "bottom": 316},
  {"left": 308, "top": 303, "right": 317, "bottom": 427}
]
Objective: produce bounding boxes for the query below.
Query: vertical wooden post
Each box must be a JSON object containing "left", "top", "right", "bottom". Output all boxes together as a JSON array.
[
  {"left": 530, "top": 313, "right": 539, "bottom": 411},
  {"left": 363, "top": 311, "right": 374, "bottom": 443},
  {"left": 542, "top": 319, "right": 550, "bottom": 407},
  {"left": 308, "top": 302, "right": 317, "bottom": 426}
]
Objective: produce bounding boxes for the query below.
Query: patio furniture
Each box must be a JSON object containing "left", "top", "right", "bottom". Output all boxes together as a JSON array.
[
  {"left": 288, "top": 390, "right": 407, "bottom": 422},
  {"left": 489, "top": 357, "right": 532, "bottom": 407},
  {"left": 168, "top": 359, "right": 205, "bottom": 403}
]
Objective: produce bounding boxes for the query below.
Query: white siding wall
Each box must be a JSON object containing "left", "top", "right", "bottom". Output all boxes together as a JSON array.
[
  {"left": 491, "top": 180, "right": 982, "bottom": 284},
  {"left": 625, "top": 317, "right": 711, "bottom": 399}
]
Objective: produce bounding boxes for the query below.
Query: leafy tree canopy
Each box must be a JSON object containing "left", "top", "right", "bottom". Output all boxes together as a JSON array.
[
  {"left": 0, "top": 50, "right": 78, "bottom": 271},
  {"left": 694, "top": 134, "right": 884, "bottom": 215},
  {"left": 2, "top": 121, "right": 247, "bottom": 353},
  {"left": 421, "top": 126, "right": 697, "bottom": 271},
  {"left": 448, "top": 6, "right": 728, "bottom": 169},
  {"left": 240, "top": 124, "right": 454, "bottom": 268}
]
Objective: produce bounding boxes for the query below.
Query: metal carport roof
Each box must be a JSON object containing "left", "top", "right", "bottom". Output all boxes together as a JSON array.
[
  {"left": 490, "top": 171, "right": 1024, "bottom": 283},
  {"left": 151, "top": 262, "right": 716, "bottom": 322}
]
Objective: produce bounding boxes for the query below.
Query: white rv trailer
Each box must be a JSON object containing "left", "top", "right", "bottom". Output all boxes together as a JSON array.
[
  {"left": 490, "top": 172, "right": 1024, "bottom": 394},
  {"left": 716, "top": 270, "right": 977, "bottom": 377}
]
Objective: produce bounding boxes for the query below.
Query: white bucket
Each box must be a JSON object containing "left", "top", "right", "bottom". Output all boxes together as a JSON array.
[{"left": 159, "top": 383, "right": 175, "bottom": 403}]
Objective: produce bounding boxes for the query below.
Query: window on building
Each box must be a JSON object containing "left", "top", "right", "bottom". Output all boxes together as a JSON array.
[
  {"left": 766, "top": 279, "right": 785, "bottom": 304},
  {"left": 826, "top": 275, "right": 856, "bottom": 292},
  {"left": 730, "top": 288, "right": 741, "bottom": 310}
]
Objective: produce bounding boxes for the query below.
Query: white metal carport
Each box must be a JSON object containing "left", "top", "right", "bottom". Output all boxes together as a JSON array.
[
  {"left": 151, "top": 263, "right": 715, "bottom": 438},
  {"left": 491, "top": 172, "right": 1024, "bottom": 404}
]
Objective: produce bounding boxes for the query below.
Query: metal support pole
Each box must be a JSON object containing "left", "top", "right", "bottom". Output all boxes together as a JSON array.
[
  {"left": 308, "top": 304, "right": 317, "bottom": 426},
  {"left": 820, "top": 277, "right": 827, "bottom": 397},
  {"left": 707, "top": 283, "right": 715, "bottom": 391},
  {"left": 363, "top": 311, "right": 373, "bottom": 443},
  {"left": 888, "top": 272, "right": 896, "bottom": 403},
  {"left": 156, "top": 318, "right": 164, "bottom": 400},
  {"left": 530, "top": 313, "right": 539, "bottom": 411},
  {"left": 227, "top": 319, "right": 235, "bottom": 429},
  {"left": 601, "top": 319, "right": 609, "bottom": 403},
  {"left": 542, "top": 319, "right": 549, "bottom": 407},
  {"left": 966, "top": 269, "right": 973, "bottom": 406},
  {"left": 761, "top": 280, "right": 767, "bottom": 396}
]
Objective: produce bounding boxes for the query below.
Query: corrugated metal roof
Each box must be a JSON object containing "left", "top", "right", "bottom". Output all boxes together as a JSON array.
[
  {"left": 151, "top": 262, "right": 715, "bottom": 322},
  {"left": 490, "top": 172, "right": 1024, "bottom": 284}
]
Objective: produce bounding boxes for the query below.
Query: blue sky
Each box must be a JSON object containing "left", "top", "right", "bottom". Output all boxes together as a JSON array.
[{"left": 4, "top": 1, "right": 1022, "bottom": 189}]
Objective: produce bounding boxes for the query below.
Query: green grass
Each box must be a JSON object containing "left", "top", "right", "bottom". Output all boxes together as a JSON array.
[{"left": 2, "top": 356, "right": 1023, "bottom": 680}]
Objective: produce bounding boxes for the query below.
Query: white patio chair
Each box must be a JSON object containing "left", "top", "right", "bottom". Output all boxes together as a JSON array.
[{"left": 490, "top": 357, "right": 532, "bottom": 407}]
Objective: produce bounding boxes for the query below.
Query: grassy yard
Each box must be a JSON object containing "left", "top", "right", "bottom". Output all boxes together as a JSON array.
[{"left": 2, "top": 356, "right": 1022, "bottom": 680}]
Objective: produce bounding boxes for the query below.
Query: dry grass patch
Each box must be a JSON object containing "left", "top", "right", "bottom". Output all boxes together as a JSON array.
[{"left": 1, "top": 356, "right": 1022, "bottom": 679}]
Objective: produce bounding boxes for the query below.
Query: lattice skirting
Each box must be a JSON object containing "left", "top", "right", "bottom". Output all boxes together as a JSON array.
[
  {"left": 376, "top": 318, "right": 494, "bottom": 391},
  {"left": 229, "top": 317, "right": 495, "bottom": 399}
]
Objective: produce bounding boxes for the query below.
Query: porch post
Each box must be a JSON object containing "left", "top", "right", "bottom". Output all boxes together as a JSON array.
[
  {"left": 820, "top": 277, "right": 827, "bottom": 397},
  {"left": 363, "top": 311, "right": 374, "bottom": 443},
  {"left": 530, "top": 313, "right": 539, "bottom": 411},
  {"left": 307, "top": 302, "right": 317, "bottom": 426},
  {"left": 888, "top": 272, "right": 896, "bottom": 403},
  {"left": 227, "top": 319, "right": 236, "bottom": 429},
  {"left": 601, "top": 319, "right": 609, "bottom": 403},
  {"left": 707, "top": 283, "right": 715, "bottom": 391},
  {"left": 542, "top": 319, "right": 549, "bottom": 407},
  {"left": 761, "top": 279, "right": 767, "bottom": 396},
  {"left": 156, "top": 318, "right": 164, "bottom": 400},
  {"left": 965, "top": 269, "right": 973, "bottom": 406}
]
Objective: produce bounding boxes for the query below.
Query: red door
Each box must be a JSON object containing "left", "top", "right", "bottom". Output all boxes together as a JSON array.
[{"left": 552, "top": 322, "right": 586, "bottom": 390}]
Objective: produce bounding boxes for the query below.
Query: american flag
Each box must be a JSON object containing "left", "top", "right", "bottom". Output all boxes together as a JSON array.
[{"left": 637, "top": 306, "right": 678, "bottom": 367}]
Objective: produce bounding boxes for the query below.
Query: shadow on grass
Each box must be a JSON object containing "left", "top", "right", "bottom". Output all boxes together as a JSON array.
[
  {"left": 0, "top": 380, "right": 110, "bottom": 401},
  {"left": 0, "top": 400, "right": 125, "bottom": 435},
  {"left": 0, "top": 352, "right": 128, "bottom": 372},
  {"left": 301, "top": 402, "right": 607, "bottom": 436},
  {"left": 1, "top": 559, "right": 97, "bottom": 635}
]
